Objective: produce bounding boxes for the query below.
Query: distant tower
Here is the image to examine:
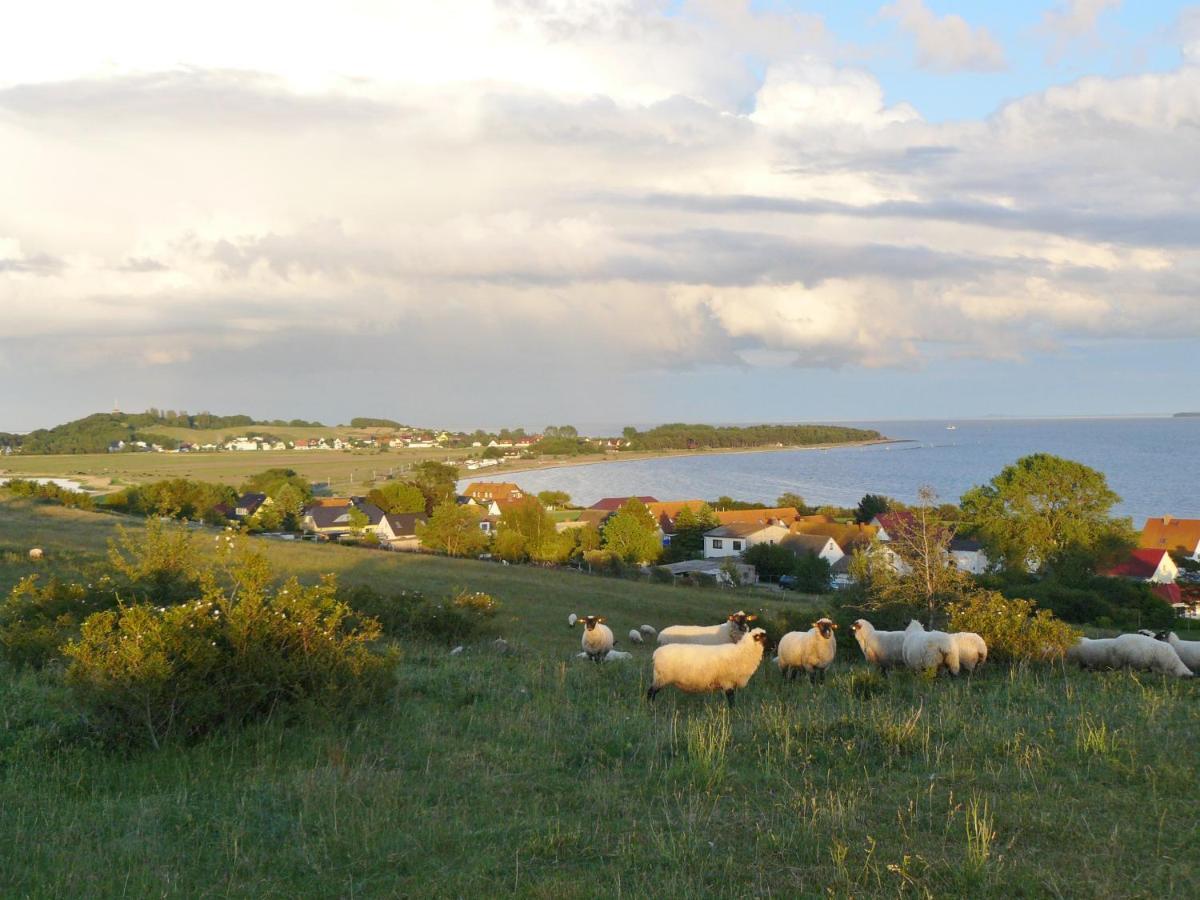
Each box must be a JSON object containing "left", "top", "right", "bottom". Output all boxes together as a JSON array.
[{"left": 113, "top": 398, "right": 120, "bottom": 414}]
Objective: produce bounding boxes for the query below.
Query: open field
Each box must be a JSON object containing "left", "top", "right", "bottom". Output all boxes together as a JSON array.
[
  {"left": 2, "top": 499, "right": 1200, "bottom": 896},
  {"left": 0, "top": 448, "right": 473, "bottom": 494}
]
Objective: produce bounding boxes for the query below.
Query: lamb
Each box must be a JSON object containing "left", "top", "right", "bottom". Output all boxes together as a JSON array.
[
  {"left": 574, "top": 649, "right": 633, "bottom": 662},
  {"left": 28, "top": 548, "right": 43, "bottom": 561},
  {"left": 902, "top": 620, "right": 960, "bottom": 676},
  {"left": 1066, "top": 637, "right": 1118, "bottom": 670},
  {"left": 647, "top": 628, "right": 769, "bottom": 707},
  {"left": 628, "top": 629, "right": 644, "bottom": 645},
  {"left": 567, "top": 613, "right": 578, "bottom": 628},
  {"left": 576, "top": 615, "right": 614, "bottom": 663},
  {"left": 639, "top": 625, "right": 658, "bottom": 638},
  {"left": 1156, "top": 632, "right": 1200, "bottom": 673},
  {"left": 1110, "top": 633, "right": 1193, "bottom": 677},
  {"left": 850, "top": 619, "right": 906, "bottom": 673},
  {"left": 949, "top": 632, "right": 988, "bottom": 672},
  {"left": 776, "top": 617, "right": 838, "bottom": 683},
  {"left": 656, "top": 611, "right": 756, "bottom": 646}
]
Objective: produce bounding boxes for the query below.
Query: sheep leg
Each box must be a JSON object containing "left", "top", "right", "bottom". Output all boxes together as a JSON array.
[
  {"left": 725, "top": 689, "right": 736, "bottom": 708},
  {"left": 646, "top": 686, "right": 660, "bottom": 702},
  {"left": 818, "top": 668, "right": 826, "bottom": 685}
]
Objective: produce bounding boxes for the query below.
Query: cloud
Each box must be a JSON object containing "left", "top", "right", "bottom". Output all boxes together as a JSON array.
[
  {"left": 879, "top": 0, "right": 1007, "bottom": 72},
  {"left": 1039, "top": 0, "right": 1121, "bottom": 61}
]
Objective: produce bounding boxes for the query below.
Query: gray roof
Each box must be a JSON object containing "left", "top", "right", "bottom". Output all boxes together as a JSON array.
[
  {"left": 705, "top": 522, "right": 785, "bottom": 539},
  {"left": 658, "top": 559, "right": 756, "bottom": 576},
  {"left": 782, "top": 533, "right": 836, "bottom": 555},
  {"left": 382, "top": 512, "right": 427, "bottom": 536}
]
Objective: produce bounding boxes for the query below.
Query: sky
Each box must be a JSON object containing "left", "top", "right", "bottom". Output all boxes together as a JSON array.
[{"left": 2, "top": 1, "right": 1198, "bottom": 432}]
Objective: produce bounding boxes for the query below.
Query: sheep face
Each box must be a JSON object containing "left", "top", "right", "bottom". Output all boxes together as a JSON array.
[
  {"left": 813, "top": 618, "right": 837, "bottom": 639},
  {"left": 581, "top": 615, "right": 606, "bottom": 631},
  {"left": 750, "top": 629, "right": 769, "bottom": 647},
  {"left": 727, "top": 611, "right": 757, "bottom": 633}
]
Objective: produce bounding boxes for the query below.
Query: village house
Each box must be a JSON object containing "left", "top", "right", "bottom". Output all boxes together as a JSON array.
[
  {"left": 714, "top": 506, "right": 801, "bottom": 528},
  {"left": 645, "top": 500, "right": 707, "bottom": 545},
  {"left": 703, "top": 522, "right": 790, "bottom": 559},
  {"left": 589, "top": 495, "right": 658, "bottom": 512},
  {"left": 1139, "top": 516, "right": 1200, "bottom": 560},
  {"left": 949, "top": 537, "right": 989, "bottom": 574},
  {"left": 376, "top": 512, "right": 428, "bottom": 551},
  {"left": 657, "top": 558, "right": 757, "bottom": 585},
  {"left": 789, "top": 519, "right": 879, "bottom": 554},
  {"left": 1100, "top": 547, "right": 1180, "bottom": 585},
  {"left": 300, "top": 497, "right": 386, "bottom": 539},
  {"left": 870, "top": 511, "right": 917, "bottom": 542},
  {"left": 463, "top": 482, "right": 525, "bottom": 503},
  {"left": 781, "top": 533, "right": 845, "bottom": 565}
]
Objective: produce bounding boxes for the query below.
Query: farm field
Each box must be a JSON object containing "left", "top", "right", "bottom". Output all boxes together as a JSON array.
[
  {"left": 0, "top": 447, "right": 473, "bottom": 494},
  {"left": 2, "top": 499, "right": 1199, "bottom": 897}
]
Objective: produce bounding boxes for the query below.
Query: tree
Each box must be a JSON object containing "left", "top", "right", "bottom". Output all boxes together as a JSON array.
[
  {"left": 855, "top": 493, "right": 890, "bottom": 524},
  {"left": 417, "top": 502, "right": 490, "bottom": 558},
  {"left": 272, "top": 483, "right": 305, "bottom": 530},
  {"left": 498, "top": 497, "right": 556, "bottom": 560},
  {"left": 409, "top": 461, "right": 459, "bottom": 512},
  {"left": 960, "top": 454, "right": 1130, "bottom": 575},
  {"left": 742, "top": 542, "right": 797, "bottom": 580},
  {"left": 241, "top": 468, "right": 313, "bottom": 502},
  {"left": 537, "top": 490, "right": 571, "bottom": 509},
  {"left": 792, "top": 554, "right": 832, "bottom": 593},
  {"left": 367, "top": 482, "right": 426, "bottom": 515},
  {"left": 776, "top": 493, "right": 809, "bottom": 514},
  {"left": 663, "top": 503, "right": 719, "bottom": 562},
  {"left": 602, "top": 499, "right": 662, "bottom": 564},
  {"left": 347, "top": 506, "right": 370, "bottom": 533},
  {"left": 492, "top": 529, "right": 528, "bottom": 563},
  {"left": 482, "top": 446, "right": 505, "bottom": 460}
]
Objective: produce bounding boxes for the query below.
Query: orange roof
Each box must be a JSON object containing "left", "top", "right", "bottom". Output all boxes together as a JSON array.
[
  {"left": 715, "top": 507, "right": 800, "bottom": 526},
  {"left": 791, "top": 520, "right": 879, "bottom": 550},
  {"left": 1139, "top": 517, "right": 1200, "bottom": 554},
  {"left": 311, "top": 498, "right": 351, "bottom": 507},
  {"left": 463, "top": 482, "right": 524, "bottom": 500},
  {"left": 646, "top": 500, "right": 707, "bottom": 521}
]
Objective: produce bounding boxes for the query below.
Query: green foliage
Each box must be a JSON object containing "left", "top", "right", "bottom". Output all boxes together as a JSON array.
[
  {"left": 742, "top": 542, "right": 798, "bottom": 580},
  {"left": 854, "top": 493, "right": 891, "bottom": 524},
  {"left": 710, "top": 496, "right": 765, "bottom": 511},
  {"left": 64, "top": 566, "right": 395, "bottom": 748},
  {"left": 0, "top": 576, "right": 116, "bottom": 669},
  {"left": 543, "top": 425, "right": 579, "bottom": 438},
  {"left": 946, "top": 591, "right": 1080, "bottom": 663},
  {"left": 240, "top": 468, "right": 313, "bottom": 502},
  {"left": 623, "top": 422, "right": 882, "bottom": 451},
  {"left": 497, "top": 497, "right": 556, "bottom": 561},
  {"left": 341, "top": 585, "right": 499, "bottom": 644},
  {"left": 960, "top": 454, "right": 1130, "bottom": 575},
  {"left": 536, "top": 490, "right": 571, "bottom": 509},
  {"left": 792, "top": 553, "right": 833, "bottom": 593},
  {"left": 346, "top": 506, "right": 371, "bottom": 532},
  {"left": 601, "top": 499, "right": 662, "bottom": 564},
  {"left": 1, "top": 478, "right": 94, "bottom": 510},
  {"left": 367, "top": 482, "right": 426, "bottom": 515},
  {"left": 482, "top": 446, "right": 505, "bottom": 459},
  {"left": 662, "top": 503, "right": 719, "bottom": 562},
  {"left": 349, "top": 418, "right": 403, "bottom": 429},
  {"left": 106, "top": 520, "right": 204, "bottom": 605},
  {"left": 529, "top": 436, "right": 593, "bottom": 456},
  {"left": 776, "top": 492, "right": 810, "bottom": 514},
  {"left": 103, "top": 478, "right": 236, "bottom": 522},
  {"left": 984, "top": 573, "right": 1176, "bottom": 631},
  {"left": 417, "top": 502, "right": 490, "bottom": 558},
  {"left": 409, "top": 461, "right": 459, "bottom": 511}
]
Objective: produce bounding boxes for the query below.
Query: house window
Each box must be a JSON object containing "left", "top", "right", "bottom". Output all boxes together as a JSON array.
[
  {"left": 732, "top": 541, "right": 742, "bottom": 551},
  {"left": 712, "top": 539, "right": 723, "bottom": 549}
]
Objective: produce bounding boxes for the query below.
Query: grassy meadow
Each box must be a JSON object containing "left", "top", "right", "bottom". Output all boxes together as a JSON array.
[{"left": 2, "top": 498, "right": 1199, "bottom": 897}]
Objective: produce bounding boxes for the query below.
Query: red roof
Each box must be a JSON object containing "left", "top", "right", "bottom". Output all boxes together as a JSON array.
[
  {"left": 589, "top": 496, "right": 658, "bottom": 511},
  {"left": 873, "top": 511, "right": 917, "bottom": 536},
  {"left": 1151, "top": 583, "right": 1183, "bottom": 605},
  {"left": 1100, "top": 548, "right": 1170, "bottom": 580}
]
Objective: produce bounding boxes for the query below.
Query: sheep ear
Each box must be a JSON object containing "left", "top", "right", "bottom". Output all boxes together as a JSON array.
[
  {"left": 597, "top": 617, "right": 606, "bottom": 623},
  {"left": 746, "top": 615, "right": 757, "bottom": 621}
]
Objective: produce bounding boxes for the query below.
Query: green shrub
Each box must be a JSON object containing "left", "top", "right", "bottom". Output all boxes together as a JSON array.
[
  {"left": 946, "top": 591, "right": 1080, "bottom": 663},
  {"left": 0, "top": 575, "right": 119, "bottom": 669},
  {"left": 64, "top": 570, "right": 397, "bottom": 748},
  {"left": 341, "top": 585, "right": 500, "bottom": 644}
]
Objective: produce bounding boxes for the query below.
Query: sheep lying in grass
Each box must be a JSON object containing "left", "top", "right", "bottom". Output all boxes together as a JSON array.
[
  {"left": 628, "top": 629, "right": 644, "bottom": 645},
  {"left": 1156, "top": 632, "right": 1200, "bottom": 673},
  {"left": 1111, "top": 634, "right": 1193, "bottom": 677},
  {"left": 850, "top": 619, "right": 906, "bottom": 674},
  {"left": 647, "top": 628, "right": 769, "bottom": 707},
  {"left": 28, "top": 548, "right": 43, "bottom": 561},
  {"left": 639, "top": 624, "right": 657, "bottom": 638},
  {"left": 575, "top": 649, "right": 633, "bottom": 662},
  {"left": 950, "top": 632, "right": 988, "bottom": 672},
  {"left": 902, "top": 620, "right": 960, "bottom": 676},
  {"left": 1066, "top": 637, "right": 1118, "bottom": 670},
  {"left": 657, "top": 611, "right": 756, "bottom": 646},
  {"left": 777, "top": 618, "right": 838, "bottom": 683},
  {"left": 575, "top": 615, "right": 614, "bottom": 663}
]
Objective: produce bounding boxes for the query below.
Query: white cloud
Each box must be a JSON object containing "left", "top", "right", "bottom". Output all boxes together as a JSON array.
[{"left": 879, "top": 0, "right": 1007, "bottom": 72}]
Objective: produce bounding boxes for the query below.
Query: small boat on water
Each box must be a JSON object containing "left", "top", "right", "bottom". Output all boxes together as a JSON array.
[{"left": 945, "top": 425, "right": 957, "bottom": 431}]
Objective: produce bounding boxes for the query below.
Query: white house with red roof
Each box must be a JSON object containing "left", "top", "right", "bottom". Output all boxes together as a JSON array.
[{"left": 1100, "top": 548, "right": 1179, "bottom": 584}]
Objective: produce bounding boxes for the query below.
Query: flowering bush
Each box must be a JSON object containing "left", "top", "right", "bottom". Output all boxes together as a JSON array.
[
  {"left": 341, "top": 585, "right": 500, "bottom": 644},
  {"left": 0, "top": 575, "right": 117, "bottom": 668},
  {"left": 946, "top": 591, "right": 1080, "bottom": 663}
]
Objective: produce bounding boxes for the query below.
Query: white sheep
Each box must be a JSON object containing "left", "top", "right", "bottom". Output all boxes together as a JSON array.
[
  {"left": 647, "top": 628, "right": 769, "bottom": 707},
  {"left": 902, "top": 620, "right": 960, "bottom": 676},
  {"left": 1157, "top": 632, "right": 1200, "bottom": 673},
  {"left": 656, "top": 610, "right": 756, "bottom": 646},
  {"left": 1110, "top": 634, "right": 1193, "bottom": 677},
  {"left": 850, "top": 619, "right": 906, "bottom": 673},
  {"left": 574, "top": 649, "right": 633, "bottom": 662},
  {"left": 777, "top": 617, "right": 838, "bottom": 683},
  {"left": 949, "top": 632, "right": 988, "bottom": 672},
  {"left": 567, "top": 613, "right": 578, "bottom": 628},
  {"left": 639, "top": 624, "right": 657, "bottom": 638},
  {"left": 1066, "top": 637, "right": 1118, "bottom": 670},
  {"left": 576, "top": 615, "right": 614, "bottom": 663},
  {"left": 28, "top": 548, "right": 43, "bottom": 561},
  {"left": 628, "top": 629, "right": 644, "bottom": 645}
]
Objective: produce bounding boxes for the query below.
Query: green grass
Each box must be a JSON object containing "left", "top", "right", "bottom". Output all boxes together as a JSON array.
[{"left": 2, "top": 499, "right": 1200, "bottom": 896}]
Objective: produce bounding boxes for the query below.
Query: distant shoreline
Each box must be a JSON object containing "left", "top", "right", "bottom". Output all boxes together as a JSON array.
[{"left": 463, "top": 437, "right": 899, "bottom": 483}]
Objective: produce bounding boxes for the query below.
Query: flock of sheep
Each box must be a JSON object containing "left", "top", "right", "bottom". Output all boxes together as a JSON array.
[{"left": 567, "top": 609, "right": 1197, "bottom": 706}]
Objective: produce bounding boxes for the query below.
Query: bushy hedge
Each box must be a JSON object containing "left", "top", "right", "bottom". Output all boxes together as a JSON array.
[
  {"left": 340, "top": 585, "right": 500, "bottom": 644},
  {"left": 947, "top": 591, "right": 1080, "bottom": 663},
  {"left": 2, "top": 478, "right": 94, "bottom": 509},
  {"left": 984, "top": 574, "right": 1175, "bottom": 631}
]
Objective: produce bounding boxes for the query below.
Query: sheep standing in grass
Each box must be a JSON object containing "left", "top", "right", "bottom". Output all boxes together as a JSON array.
[
  {"left": 28, "top": 548, "right": 43, "bottom": 561},
  {"left": 639, "top": 625, "right": 657, "bottom": 638},
  {"left": 1066, "top": 637, "right": 1118, "bottom": 670},
  {"left": 1111, "top": 634, "right": 1193, "bottom": 677},
  {"left": 567, "top": 613, "right": 578, "bottom": 628},
  {"left": 777, "top": 618, "right": 838, "bottom": 683},
  {"left": 647, "top": 628, "right": 769, "bottom": 707},
  {"left": 950, "top": 632, "right": 988, "bottom": 672},
  {"left": 850, "top": 619, "right": 906, "bottom": 674},
  {"left": 576, "top": 615, "right": 614, "bottom": 663},
  {"left": 902, "top": 620, "right": 960, "bottom": 676},
  {"left": 657, "top": 611, "right": 756, "bottom": 646},
  {"left": 629, "top": 629, "right": 644, "bottom": 645},
  {"left": 1157, "top": 632, "right": 1200, "bottom": 673}
]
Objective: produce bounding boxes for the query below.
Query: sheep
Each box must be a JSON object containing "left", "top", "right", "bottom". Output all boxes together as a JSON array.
[
  {"left": 656, "top": 610, "right": 756, "bottom": 646},
  {"left": 628, "top": 629, "right": 644, "bottom": 645},
  {"left": 576, "top": 615, "right": 614, "bottom": 663},
  {"left": 1066, "top": 637, "right": 1118, "bottom": 670},
  {"left": 950, "top": 632, "right": 988, "bottom": 672},
  {"left": 1156, "top": 632, "right": 1200, "bottom": 673},
  {"left": 567, "top": 613, "right": 578, "bottom": 628},
  {"left": 492, "top": 638, "right": 510, "bottom": 654},
  {"left": 776, "top": 617, "right": 838, "bottom": 683},
  {"left": 1110, "top": 634, "right": 1193, "bottom": 677},
  {"left": 647, "top": 628, "right": 769, "bottom": 707},
  {"left": 28, "top": 548, "right": 43, "bottom": 561},
  {"left": 574, "top": 649, "right": 633, "bottom": 662},
  {"left": 639, "top": 624, "right": 657, "bottom": 638},
  {"left": 850, "top": 619, "right": 906, "bottom": 674},
  {"left": 449, "top": 645, "right": 464, "bottom": 656},
  {"left": 902, "top": 620, "right": 960, "bottom": 676}
]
